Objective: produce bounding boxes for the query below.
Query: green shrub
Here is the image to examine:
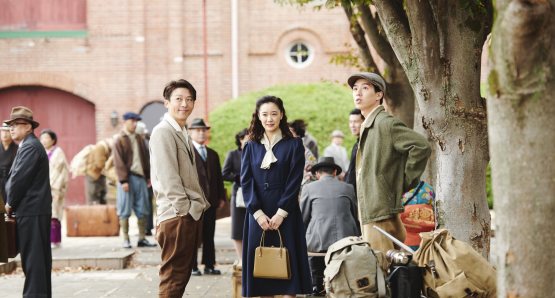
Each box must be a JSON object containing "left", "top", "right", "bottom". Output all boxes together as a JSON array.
[{"left": 208, "top": 82, "right": 356, "bottom": 165}]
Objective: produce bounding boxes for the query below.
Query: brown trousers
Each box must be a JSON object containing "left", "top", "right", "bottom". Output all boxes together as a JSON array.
[
  {"left": 362, "top": 213, "right": 406, "bottom": 253},
  {"left": 156, "top": 214, "right": 202, "bottom": 298}
]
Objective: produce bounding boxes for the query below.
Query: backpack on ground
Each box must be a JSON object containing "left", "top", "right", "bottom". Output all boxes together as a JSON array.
[
  {"left": 69, "top": 144, "right": 94, "bottom": 178},
  {"left": 324, "top": 236, "right": 388, "bottom": 298},
  {"left": 413, "top": 229, "right": 497, "bottom": 298}
]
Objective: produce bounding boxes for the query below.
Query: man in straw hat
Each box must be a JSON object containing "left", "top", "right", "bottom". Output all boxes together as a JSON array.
[
  {"left": 4, "top": 106, "right": 52, "bottom": 297},
  {"left": 348, "top": 72, "right": 431, "bottom": 252},
  {"left": 300, "top": 156, "right": 359, "bottom": 296}
]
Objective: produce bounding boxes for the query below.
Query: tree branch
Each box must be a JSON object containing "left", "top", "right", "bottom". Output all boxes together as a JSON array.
[
  {"left": 342, "top": 0, "right": 378, "bottom": 71},
  {"left": 372, "top": 0, "right": 412, "bottom": 68},
  {"left": 356, "top": 4, "right": 397, "bottom": 67},
  {"left": 404, "top": 0, "right": 441, "bottom": 70}
]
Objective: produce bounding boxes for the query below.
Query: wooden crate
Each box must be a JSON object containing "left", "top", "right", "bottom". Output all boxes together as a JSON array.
[{"left": 232, "top": 262, "right": 242, "bottom": 298}]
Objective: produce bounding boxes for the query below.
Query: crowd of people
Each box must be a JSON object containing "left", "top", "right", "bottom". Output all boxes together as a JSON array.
[{"left": 1, "top": 71, "right": 432, "bottom": 298}]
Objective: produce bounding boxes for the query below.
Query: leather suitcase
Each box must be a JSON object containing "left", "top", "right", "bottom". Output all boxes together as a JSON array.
[
  {"left": 65, "top": 205, "right": 119, "bottom": 237},
  {"left": 6, "top": 217, "right": 18, "bottom": 258}
]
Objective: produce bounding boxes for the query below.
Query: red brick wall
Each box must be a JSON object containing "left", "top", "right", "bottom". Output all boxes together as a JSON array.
[{"left": 0, "top": 0, "right": 357, "bottom": 141}]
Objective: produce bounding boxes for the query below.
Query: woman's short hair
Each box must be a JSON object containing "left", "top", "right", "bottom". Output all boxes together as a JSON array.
[
  {"left": 235, "top": 128, "right": 248, "bottom": 150},
  {"left": 289, "top": 119, "right": 307, "bottom": 138},
  {"left": 40, "top": 129, "right": 58, "bottom": 146}
]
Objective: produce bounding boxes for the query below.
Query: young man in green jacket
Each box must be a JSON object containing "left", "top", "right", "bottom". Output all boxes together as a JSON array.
[{"left": 349, "top": 72, "right": 431, "bottom": 252}]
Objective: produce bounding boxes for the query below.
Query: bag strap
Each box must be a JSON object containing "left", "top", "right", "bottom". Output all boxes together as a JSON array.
[
  {"left": 376, "top": 265, "right": 387, "bottom": 298},
  {"left": 403, "top": 181, "right": 424, "bottom": 206}
]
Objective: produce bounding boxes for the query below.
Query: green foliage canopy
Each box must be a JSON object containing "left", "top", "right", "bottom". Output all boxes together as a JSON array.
[{"left": 208, "top": 82, "right": 357, "bottom": 165}]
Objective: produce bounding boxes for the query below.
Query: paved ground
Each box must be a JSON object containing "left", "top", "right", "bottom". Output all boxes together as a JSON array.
[
  {"left": 0, "top": 212, "right": 498, "bottom": 297},
  {"left": 0, "top": 217, "right": 239, "bottom": 297}
]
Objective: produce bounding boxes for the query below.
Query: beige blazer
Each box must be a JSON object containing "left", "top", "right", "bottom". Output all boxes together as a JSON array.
[{"left": 150, "top": 118, "right": 210, "bottom": 224}]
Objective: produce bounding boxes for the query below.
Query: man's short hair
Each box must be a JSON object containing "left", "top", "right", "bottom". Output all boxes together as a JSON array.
[
  {"left": 163, "top": 79, "right": 197, "bottom": 101},
  {"left": 317, "top": 166, "right": 336, "bottom": 176},
  {"left": 350, "top": 109, "right": 361, "bottom": 116}
]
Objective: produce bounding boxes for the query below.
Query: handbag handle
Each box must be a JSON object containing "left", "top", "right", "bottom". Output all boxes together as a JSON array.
[{"left": 258, "top": 229, "right": 284, "bottom": 257}]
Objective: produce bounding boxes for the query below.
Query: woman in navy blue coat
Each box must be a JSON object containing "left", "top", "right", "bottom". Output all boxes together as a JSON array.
[{"left": 241, "top": 95, "right": 311, "bottom": 297}]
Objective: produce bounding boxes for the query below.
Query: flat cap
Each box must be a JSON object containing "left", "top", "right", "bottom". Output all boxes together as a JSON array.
[{"left": 347, "top": 72, "right": 386, "bottom": 94}]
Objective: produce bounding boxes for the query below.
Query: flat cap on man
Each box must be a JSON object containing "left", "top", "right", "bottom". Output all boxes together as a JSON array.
[
  {"left": 122, "top": 112, "right": 142, "bottom": 121},
  {"left": 347, "top": 72, "right": 386, "bottom": 94}
]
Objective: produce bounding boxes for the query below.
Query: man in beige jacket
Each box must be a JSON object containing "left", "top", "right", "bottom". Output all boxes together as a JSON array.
[{"left": 150, "top": 79, "right": 210, "bottom": 297}]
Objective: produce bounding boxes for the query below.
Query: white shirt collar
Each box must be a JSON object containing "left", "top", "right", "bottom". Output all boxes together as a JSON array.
[
  {"left": 192, "top": 140, "right": 205, "bottom": 150},
  {"left": 163, "top": 113, "right": 190, "bottom": 139}
]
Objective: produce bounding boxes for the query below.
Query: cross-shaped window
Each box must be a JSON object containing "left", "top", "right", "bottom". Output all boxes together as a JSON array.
[{"left": 286, "top": 41, "right": 313, "bottom": 68}]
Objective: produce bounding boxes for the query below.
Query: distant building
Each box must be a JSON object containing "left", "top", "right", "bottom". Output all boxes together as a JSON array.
[{"left": 0, "top": 0, "right": 356, "bottom": 203}]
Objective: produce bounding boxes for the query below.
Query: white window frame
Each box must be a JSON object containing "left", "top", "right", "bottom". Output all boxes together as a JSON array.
[{"left": 285, "top": 41, "right": 314, "bottom": 69}]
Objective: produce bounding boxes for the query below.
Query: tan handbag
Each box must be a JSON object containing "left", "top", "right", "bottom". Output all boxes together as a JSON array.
[{"left": 253, "top": 229, "right": 291, "bottom": 280}]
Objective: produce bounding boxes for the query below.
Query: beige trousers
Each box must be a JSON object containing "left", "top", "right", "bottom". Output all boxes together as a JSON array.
[{"left": 361, "top": 214, "right": 406, "bottom": 253}]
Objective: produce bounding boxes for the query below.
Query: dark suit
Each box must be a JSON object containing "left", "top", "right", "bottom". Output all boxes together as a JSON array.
[
  {"left": 344, "top": 139, "right": 358, "bottom": 189},
  {"left": 192, "top": 144, "right": 226, "bottom": 269},
  {"left": 6, "top": 133, "right": 52, "bottom": 297}
]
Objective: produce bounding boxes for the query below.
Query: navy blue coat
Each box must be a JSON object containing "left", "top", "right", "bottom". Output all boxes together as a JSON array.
[{"left": 241, "top": 137, "right": 311, "bottom": 297}]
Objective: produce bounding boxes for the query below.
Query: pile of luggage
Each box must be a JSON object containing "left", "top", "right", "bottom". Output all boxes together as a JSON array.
[{"left": 323, "top": 228, "right": 497, "bottom": 298}]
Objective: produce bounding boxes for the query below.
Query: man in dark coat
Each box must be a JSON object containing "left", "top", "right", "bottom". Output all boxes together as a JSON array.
[
  {"left": 344, "top": 109, "right": 363, "bottom": 189},
  {"left": 4, "top": 106, "right": 52, "bottom": 297},
  {"left": 189, "top": 118, "right": 226, "bottom": 276},
  {"left": 300, "top": 156, "right": 359, "bottom": 296}
]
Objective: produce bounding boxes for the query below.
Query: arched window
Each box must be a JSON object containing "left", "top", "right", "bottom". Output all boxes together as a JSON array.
[{"left": 286, "top": 41, "right": 314, "bottom": 69}]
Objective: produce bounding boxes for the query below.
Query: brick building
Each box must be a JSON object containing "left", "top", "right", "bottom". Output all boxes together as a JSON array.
[{"left": 0, "top": 0, "right": 356, "bottom": 203}]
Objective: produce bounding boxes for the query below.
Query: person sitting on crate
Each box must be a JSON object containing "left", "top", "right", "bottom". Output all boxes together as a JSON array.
[{"left": 300, "top": 156, "right": 360, "bottom": 296}]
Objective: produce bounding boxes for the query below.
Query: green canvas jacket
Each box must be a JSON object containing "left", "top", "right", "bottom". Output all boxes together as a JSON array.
[{"left": 356, "top": 106, "right": 431, "bottom": 224}]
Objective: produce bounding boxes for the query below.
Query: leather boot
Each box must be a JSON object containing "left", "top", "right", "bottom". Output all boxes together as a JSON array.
[
  {"left": 120, "top": 218, "right": 131, "bottom": 248},
  {"left": 137, "top": 217, "right": 156, "bottom": 247}
]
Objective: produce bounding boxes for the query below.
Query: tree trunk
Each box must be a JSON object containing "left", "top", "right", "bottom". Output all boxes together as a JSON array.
[
  {"left": 373, "top": 1, "right": 492, "bottom": 256},
  {"left": 414, "top": 102, "right": 436, "bottom": 186},
  {"left": 488, "top": 1, "right": 555, "bottom": 296},
  {"left": 386, "top": 73, "right": 414, "bottom": 128}
]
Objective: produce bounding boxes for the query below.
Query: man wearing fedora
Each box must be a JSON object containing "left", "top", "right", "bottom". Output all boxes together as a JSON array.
[
  {"left": 188, "top": 118, "right": 226, "bottom": 276},
  {"left": 4, "top": 106, "right": 52, "bottom": 297},
  {"left": 113, "top": 112, "right": 156, "bottom": 248},
  {"left": 348, "top": 72, "right": 431, "bottom": 252},
  {"left": 300, "top": 156, "right": 359, "bottom": 296}
]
